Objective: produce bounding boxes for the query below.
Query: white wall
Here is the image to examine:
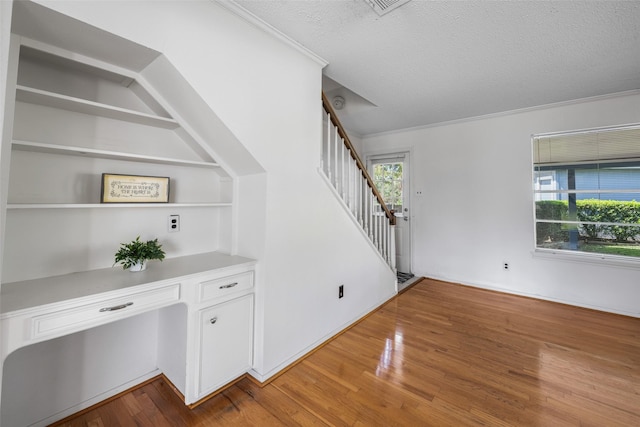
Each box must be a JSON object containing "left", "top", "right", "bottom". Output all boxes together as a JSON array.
[
  {"left": 2, "top": 311, "right": 160, "bottom": 426},
  {"left": 25, "top": 0, "right": 396, "bottom": 381},
  {"left": 363, "top": 92, "right": 640, "bottom": 317}
]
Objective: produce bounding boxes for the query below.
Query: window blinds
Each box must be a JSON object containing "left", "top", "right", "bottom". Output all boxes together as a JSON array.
[{"left": 533, "top": 125, "right": 640, "bottom": 167}]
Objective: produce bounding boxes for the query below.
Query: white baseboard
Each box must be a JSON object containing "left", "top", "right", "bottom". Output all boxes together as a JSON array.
[
  {"left": 421, "top": 273, "right": 640, "bottom": 319},
  {"left": 249, "top": 289, "right": 397, "bottom": 383},
  {"left": 31, "top": 369, "right": 162, "bottom": 427}
]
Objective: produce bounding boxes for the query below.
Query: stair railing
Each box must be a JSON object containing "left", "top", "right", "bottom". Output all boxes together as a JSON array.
[{"left": 321, "top": 92, "right": 396, "bottom": 271}]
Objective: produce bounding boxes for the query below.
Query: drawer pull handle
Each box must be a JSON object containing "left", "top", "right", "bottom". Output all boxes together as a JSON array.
[
  {"left": 99, "top": 302, "right": 133, "bottom": 312},
  {"left": 210, "top": 317, "right": 218, "bottom": 324},
  {"left": 219, "top": 282, "right": 238, "bottom": 289}
]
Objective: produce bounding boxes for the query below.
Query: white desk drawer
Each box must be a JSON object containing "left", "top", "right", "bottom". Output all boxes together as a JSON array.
[
  {"left": 198, "top": 272, "right": 253, "bottom": 303},
  {"left": 31, "top": 283, "right": 180, "bottom": 339}
]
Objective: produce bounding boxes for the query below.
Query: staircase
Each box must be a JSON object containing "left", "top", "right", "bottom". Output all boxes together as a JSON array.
[{"left": 320, "top": 93, "right": 396, "bottom": 272}]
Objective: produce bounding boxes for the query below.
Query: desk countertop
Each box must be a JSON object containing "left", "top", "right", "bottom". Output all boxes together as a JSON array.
[{"left": 1, "top": 251, "right": 256, "bottom": 314}]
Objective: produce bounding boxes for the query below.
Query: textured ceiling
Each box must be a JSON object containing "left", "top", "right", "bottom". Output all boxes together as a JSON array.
[{"left": 233, "top": 0, "right": 640, "bottom": 136}]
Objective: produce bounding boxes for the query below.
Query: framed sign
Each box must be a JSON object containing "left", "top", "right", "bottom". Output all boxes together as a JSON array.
[{"left": 101, "top": 174, "right": 170, "bottom": 203}]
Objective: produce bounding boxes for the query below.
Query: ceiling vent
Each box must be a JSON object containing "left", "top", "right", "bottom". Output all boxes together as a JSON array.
[{"left": 364, "top": 0, "right": 412, "bottom": 16}]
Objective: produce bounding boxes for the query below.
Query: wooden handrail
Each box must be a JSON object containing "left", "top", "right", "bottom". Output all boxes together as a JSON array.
[{"left": 322, "top": 92, "right": 396, "bottom": 226}]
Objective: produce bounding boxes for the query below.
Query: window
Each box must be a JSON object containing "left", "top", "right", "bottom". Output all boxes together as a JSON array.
[
  {"left": 372, "top": 161, "right": 403, "bottom": 212},
  {"left": 532, "top": 124, "right": 640, "bottom": 260}
]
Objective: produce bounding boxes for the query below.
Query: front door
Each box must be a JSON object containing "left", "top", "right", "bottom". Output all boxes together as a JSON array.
[{"left": 369, "top": 152, "right": 411, "bottom": 274}]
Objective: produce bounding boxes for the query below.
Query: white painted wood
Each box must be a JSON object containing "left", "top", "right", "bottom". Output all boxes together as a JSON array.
[
  {"left": 16, "top": 85, "right": 179, "bottom": 129},
  {"left": 156, "top": 303, "right": 188, "bottom": 395},
  {"left": 3, "top": 35, "right": 236, "bottom": 285},
  {"left": 1, "top": 251, "right": 254, "bottom": 314},
  {"left": 31, "top": 283, "right": 180, "bottom": 340},
  {"left": 0, "top": 29, "right": 22, "bottom": 419},
  {"left": 198, "top": 271, "right": 254, "bottom": 304},
  {"left": 333, "top": 132, "right": 344, "bottom": 192},
  {"left": 12, "top": 140, "right": 220, "bottom": 168},
  {"left": 6, "top": 202, "right": 232, "bottom": 209},
  {"left": 320, "top": 116, "right": 396, "bottom": 272},
  {"left": 16, "top": 36, "right": 149, "bottom": 80},
  {"left": 0, "top": 251, "right": 256, "bottom": 423},
  {"left": 396, "top": 155, "right": 411, "bottom": 273},
  {"left": 7, "top": 149, "right": 225, "bottom": 206},
  {"left": 12, "top": 101, "right": 199, "bottom": 161},
  {"left": 325, "top": 112, "right": 331, "bottom": 179},
  {"left": 197, "top": 293, "right": 253, "bottom": 398}
]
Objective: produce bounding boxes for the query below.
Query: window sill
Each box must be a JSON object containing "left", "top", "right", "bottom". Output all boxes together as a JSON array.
[{"left": 533, "top": 248, "right": 640, "bottom": 269}]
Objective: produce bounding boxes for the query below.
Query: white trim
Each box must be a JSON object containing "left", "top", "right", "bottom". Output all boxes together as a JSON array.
[
  {"left": 362, "top": 89, "right": 640, "bottom": 139},
  {"left": 30, "top": 369, "right": 161, "bottom": 427},
  {"left": 418, "top": 272, "right": 640, "bottom": 319},
  {"left": 532, "top": 121, "right": 640, "bottom": 139},
  {"left": 247, "top": 288, "right": 396, "bottom": 382},
  {"left": 532, "top": 248, "right": 640, "bottom": 270},
  {"left": 219, "top": 1, "right": 328, "bottom": 68}
]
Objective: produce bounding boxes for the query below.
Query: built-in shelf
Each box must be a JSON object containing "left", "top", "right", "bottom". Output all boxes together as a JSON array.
[
  {"left": 16, "top": 85, "right": 180, "bottom": 130},
  {"left": 7, "top": 203, "right": 232, "bottom": 209},
  {"left": 12, "top": 140, "right": 220, "bottom": 168}
]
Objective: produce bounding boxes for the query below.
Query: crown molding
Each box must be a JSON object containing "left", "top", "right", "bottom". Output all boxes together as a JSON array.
[
  {"left": 217, "top": 1, "right": 328, "bottom": 68},
  {"left": 363, "top": 89, "right": 640, "bottom": 139}
]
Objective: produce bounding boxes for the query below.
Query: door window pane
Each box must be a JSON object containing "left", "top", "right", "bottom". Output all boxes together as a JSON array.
[{"left": 373, "top": 162, "right": 403, "bottom": 212}]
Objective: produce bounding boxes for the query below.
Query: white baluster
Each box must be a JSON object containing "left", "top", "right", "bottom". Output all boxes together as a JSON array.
[
  {"left": 372, "top": 200, "right": 376, "bottom": 244},
  {"left": 365, "top": 186, "right": 369, "bottom": 235},
  {"left": 389, "top": 224, "right": 396, "bottom": 272},
  {"left": 322, "top": 107, "right": 395, "bottom": 270},
  {"left": 358, "top": 163, "right": 361, "bottom": 218},
  {"left": 352, "top": 157, "right": 358, "bottom": 214},
  {"left": 382, "top": 215, "right": 387, "bottom": 261},
  {"left": 374, "top": 201, "right": 380, "bottom": 248},
  {"left": 326, "top": 113, "right": 331, "bottom": 180},
  {"left": 336, "top": 139, "right": 344, "bottom": 200},
  {"left": 380, "top": 205, "right": 387, "bottom": 259},
  {"left": 384, "top": 217, "right": 389, "bottom": 262}
]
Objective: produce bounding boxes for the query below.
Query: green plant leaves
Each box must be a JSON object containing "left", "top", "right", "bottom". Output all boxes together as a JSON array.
[{"left": 114, "top": 236, "right": 166, "bottom": 269}]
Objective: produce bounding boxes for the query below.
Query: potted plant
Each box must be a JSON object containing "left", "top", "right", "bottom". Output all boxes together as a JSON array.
[{"left": 114, "top": 236, "right": 166, "bottom": 271}]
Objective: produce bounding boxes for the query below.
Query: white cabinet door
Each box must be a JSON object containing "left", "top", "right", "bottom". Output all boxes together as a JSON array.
[{"left": 198, "top": 294, "right": 253, "bottom": 397}]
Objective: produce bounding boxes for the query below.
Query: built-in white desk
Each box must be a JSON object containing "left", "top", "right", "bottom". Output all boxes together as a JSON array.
[{"left": 1, "top": 251, "right": 256, "bottom": 426}]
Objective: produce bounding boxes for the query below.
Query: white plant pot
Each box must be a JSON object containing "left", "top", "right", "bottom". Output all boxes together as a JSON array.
[{"left": 129, "top": 261, "right": 147, "bottom": 272}]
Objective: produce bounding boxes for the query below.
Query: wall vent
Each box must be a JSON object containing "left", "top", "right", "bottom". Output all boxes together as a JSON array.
[{"left": 364, "top": 0, "right": 412, "bottom": 16}]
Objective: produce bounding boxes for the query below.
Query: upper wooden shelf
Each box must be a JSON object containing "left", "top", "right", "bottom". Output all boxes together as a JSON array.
[
  {"left": 16, "top": 85, "right": 180, "bottom": 130},
  {"left": 12, "top": 140, "right": 220, "bottom": 168}
]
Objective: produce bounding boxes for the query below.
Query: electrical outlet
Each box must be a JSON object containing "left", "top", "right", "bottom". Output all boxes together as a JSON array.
[
  {"left": 503, "top": 262, "right": 509, "bottom": 271},
  {"left": 168, "top": 215, "right": 180, "bottom": 232},
  {"left": 339, "top": 285, "right": 344, "bottom": 299}
]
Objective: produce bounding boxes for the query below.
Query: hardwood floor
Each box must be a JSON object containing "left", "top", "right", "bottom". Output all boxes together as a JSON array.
[{"left": 55, "top": 278, "right": 640, "bottom": 426}]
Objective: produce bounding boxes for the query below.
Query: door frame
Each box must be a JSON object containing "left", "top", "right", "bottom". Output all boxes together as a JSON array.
[{"left": 365, "top": 149, "right": 412, "bottom": 275}]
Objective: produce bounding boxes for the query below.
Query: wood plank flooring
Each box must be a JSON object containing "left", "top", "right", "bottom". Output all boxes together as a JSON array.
[{"left": 55, "top": 278, "right": 640, "bottom": 426}]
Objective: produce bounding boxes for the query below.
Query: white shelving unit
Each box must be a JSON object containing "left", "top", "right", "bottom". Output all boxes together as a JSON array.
[
  {"left": 2, "top": 37, "right": 234, "bottom": 282},
  {"left": 12, "top": 140, "right": 220, "bottom": 168},
  {"left": 15, "top": 85, "right": 180, "bottom": 129},
  {"left": 6, "top": 203, "right": 232, "bottom": 209},
  {"left": 1, "top": 34, "right": 248, "bottom": 427}
]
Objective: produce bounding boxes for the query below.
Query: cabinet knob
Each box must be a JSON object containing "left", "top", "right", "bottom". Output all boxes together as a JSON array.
[{"left": 210, "top": 317, "right": 218, "bottom": 324}]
